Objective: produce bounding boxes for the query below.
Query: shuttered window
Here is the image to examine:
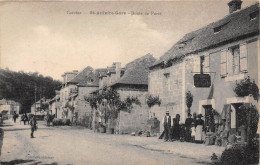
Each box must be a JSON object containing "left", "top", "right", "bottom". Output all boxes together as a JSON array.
[
  {"left": 220, "top": 49, "right": 227, "bottom": 77},
  {"left": 239, "top": 43, "right": 248, "bottom": 72},
  {"left": 204, "top": 54, "right": 210, "bottom": 73},
  {"left": 232, "top": 46, "right": 240, "bottom": 75},
  {"left": 193, "top": 56, "right": 200, "bottom": 73}
]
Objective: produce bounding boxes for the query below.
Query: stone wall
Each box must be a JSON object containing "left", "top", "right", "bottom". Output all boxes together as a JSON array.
[
  {"left": 118, "top": 104, "right": 149, "bottom": 134},
  {"left": 75, "top": 86, "right": 98, "bottom": 124},
  {"left": 149, "top": 61, "right": 185, "bottom": 121},
  {"left": 117, "top": 88, "right": 147, "bottom": 101}
]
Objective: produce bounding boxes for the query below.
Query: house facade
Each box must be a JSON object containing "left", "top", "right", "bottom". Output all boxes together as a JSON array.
[
  {"left": 109, "top": 54, "right": 156, "bottom": 133},
  {"left": 0, "top": 99, "right": 20, "bottom": 118},
  {"left": 149, "top": 1, "right": 259, "bottom": 133}
]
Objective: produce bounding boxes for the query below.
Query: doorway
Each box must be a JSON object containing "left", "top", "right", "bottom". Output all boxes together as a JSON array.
[{"left": 203, "top": 105, "right": 215, "bottom": 132}]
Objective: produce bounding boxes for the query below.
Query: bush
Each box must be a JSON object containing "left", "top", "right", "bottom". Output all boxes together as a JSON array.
[
  {"left": 53, "top": 118, "right": 70, "bottom": 126},
  {"left": 234, "top": 77, "right": 259, "bottom": 101},
  {"left": 146, "top": 95, "right": 161, "bottom": 108},
  {"left": 62, "top": 119, "right": 70, "bottom": 126},
  {"left": 53, "top": 119, "right": 62, "bottom": 126},
  {"left": 212, "top": 143, "right": 259, "bottom": 165}
]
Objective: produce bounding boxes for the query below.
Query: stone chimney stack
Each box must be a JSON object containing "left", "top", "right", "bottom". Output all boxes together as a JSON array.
[
  {"left": 228, "top": 0, "right": 242, "bottom": 14},
  {"left": 113, "top": 62, "right": 121, "bottom": 81}
]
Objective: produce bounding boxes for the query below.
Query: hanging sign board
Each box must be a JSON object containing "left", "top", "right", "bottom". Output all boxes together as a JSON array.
[{"left": 194, "top": 74, "right": 211, "bottom": 87}]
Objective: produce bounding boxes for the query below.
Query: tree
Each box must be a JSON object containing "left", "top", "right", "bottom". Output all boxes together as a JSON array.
[
  {"left": 85, "top": 87, "right": 141, "bottom": 128},
  {"left": 185, "top": 91, "right": 193, "bottom": 115},
  {"left": 0, "top": 69, "right": 61, "bottom": 113}
]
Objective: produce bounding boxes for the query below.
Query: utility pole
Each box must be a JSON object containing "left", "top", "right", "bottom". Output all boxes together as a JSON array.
[{"left": 34, "top": 83, "right": 37, "bottom": 115}]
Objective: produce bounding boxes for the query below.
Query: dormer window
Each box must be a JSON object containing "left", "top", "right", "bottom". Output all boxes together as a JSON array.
[
  {"left": 250, "top": 11, "right": 258, "bottom": 21},
  {"left": 163, "top": 73, "right": 170, "bottom": 78},
  {"left": 214, "top": 26, "right": 222, "bottom": 33},
  {"left": 213, "top": 21, "right": 229, "bottom": 34},
  {"left": 178, "top": 37, "right": 194, "bottom": 49}
]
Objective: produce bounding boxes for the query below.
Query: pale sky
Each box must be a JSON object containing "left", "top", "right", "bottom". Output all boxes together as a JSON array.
[{"left": 0, "top": 0, "right": 257, "bottom": 80}]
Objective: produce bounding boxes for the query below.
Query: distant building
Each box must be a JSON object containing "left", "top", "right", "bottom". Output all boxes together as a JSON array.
[
  {"left": 93, "top": 54, "right": 156, "bottom": 133},
  {"left": 49, "top": 91, "right": 61, "bottom": 118},
  {"left": 0, "top": 99, "right": 20, "bottom": 118},
  {"left": 31, "top": 97, "right": 50, "bottom": 115}
]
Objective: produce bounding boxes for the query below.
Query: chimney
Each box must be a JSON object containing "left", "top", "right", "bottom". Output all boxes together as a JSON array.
[
  {"left": 228, "top": 0, "right": 242, "bottom": 14},
  {"left": 113, "top": 62, "right": 121, "bottom": 81}
]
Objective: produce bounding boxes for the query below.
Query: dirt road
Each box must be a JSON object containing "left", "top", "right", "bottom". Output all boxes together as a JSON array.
[{"left": 0, "top": 120, "right": 214, "bottom": 165}]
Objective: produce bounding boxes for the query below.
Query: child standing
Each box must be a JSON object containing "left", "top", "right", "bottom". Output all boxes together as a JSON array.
[{"left": 191, "top": 122, "right": 196, "bottom": 143}]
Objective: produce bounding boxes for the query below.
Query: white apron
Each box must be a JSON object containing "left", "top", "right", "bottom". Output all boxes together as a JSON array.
[{"left": 195, "top": 125, "right": 203, "bottom": 141}]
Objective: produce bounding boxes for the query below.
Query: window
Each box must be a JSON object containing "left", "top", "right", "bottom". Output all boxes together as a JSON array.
[
  {"left": 250, "top": 11, "right": 258, "bottom": 21},
  {"left": 222, "top": 43, "right": 247, "bottom": 78},
  {"left": 213, "top": 22, "right": 229, "bottom": 34},
  {"left": 214, "top": 26, "right": 222, "bottom": 34},
  {"left": 193, "top": 55, "right": 209, "bottom": 74},
  {"left": 203, "top": 55, "right": 210, "bottom": 73},
  {"left": 200, "top": 56, "right": 204, "bottom": 73},
  {"left": 163, "top": 73, "right": 170, "bottom": 91},
  {"left": 231, "top": 46, "right": 240, "bottom": 75}
]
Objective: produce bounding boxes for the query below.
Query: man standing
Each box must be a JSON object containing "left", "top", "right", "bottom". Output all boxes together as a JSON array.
[
  {"left": 185, "top": 113, "right": 193, "bottom": 142},
  {"left": 13, "top": 112, "right": 18, "bottom": 123},
  {"left": 29, "top": 115, "right": 37, "bottom": 138},
  {"left": 162, "top": 111, "right": 172, "bottom": 142}
]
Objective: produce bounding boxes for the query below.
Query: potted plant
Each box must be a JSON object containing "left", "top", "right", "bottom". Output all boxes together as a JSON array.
[
  {"left": 146, "top": 95, "right": 161, "bottom": 108},
  {"left": 234, "top": 77, "right": 259, "bottom": 101},
  {"left": 185, "top": 91, "right": 193, "bottom": 115}
]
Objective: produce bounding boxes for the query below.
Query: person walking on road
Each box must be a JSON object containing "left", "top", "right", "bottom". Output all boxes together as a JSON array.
[
  {"left": 13, "top": 112, "right": 18, "bottom": 123},
  {"left": 23, "top": 113, "right": 29, "bottom": 125},
  {"left": 29, "top": 114, "right": 37, "bottom": 138}
]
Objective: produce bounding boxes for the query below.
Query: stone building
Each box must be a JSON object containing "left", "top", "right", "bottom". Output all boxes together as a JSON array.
[
  {"left": 31, "top": 97, "right": 51, "bottom": 116},
  {"left": 49, "top": 91, "right": 61, "bottom": 118},
  {"left": 0, "top": 99, "right": 20, "bottom": 118},
  {"left": 59, "top": 67, "right": 102, "bottom": 125},
  {"left": 149, "top": 1, "right": 259, "bottom": 133},
  {"left": 109, "top": 54, "right": 156, "bottom": 133}
]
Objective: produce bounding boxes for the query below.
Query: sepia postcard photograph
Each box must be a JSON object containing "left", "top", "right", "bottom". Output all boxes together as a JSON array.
[{"left": 0, "top": 0, "right": 259, "bottom": 164}]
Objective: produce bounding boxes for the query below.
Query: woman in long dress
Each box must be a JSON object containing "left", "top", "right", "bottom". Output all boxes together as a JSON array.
[{"left": 195, "top": 114, "right": 204, "bottom": 143}]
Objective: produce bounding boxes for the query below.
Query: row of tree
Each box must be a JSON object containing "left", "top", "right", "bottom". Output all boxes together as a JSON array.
[{"left": 0, "top": 69, "right": 61, "bottom": 113}]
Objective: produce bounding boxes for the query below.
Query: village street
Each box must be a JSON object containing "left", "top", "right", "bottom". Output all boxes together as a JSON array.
[{"left": 0, "top": 119, "right": 225, "bottom": 165}]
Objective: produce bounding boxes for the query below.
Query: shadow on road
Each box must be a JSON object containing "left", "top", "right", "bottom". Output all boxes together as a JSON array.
[
  {"left": 3, "top": 127, "right": 54, "bottom": 132},
  {"left": 0, "top": 124, "right": 13, "bottom": 127},
  {"left": 1, "top": 159, "right": 34, "bottom": 165},
  {"left": 27, "top": 162, "right": 59, "bottom": 165},
  {"left": 3, "top": 128, "right": 31, "bottom": 132}
]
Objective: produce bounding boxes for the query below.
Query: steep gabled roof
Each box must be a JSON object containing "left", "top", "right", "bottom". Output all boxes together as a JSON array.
[
  {"left": 111, "top": 54, "right": 156, "bottom": 86},
  {"left": 68, "top": 66, "right": 94, "bottom": 85},
  {"left": 96, "top": 68, "right": 107, "bottom": 78},
  {"left": 151, "top": 3, "right": 259, "bottom": 68}
]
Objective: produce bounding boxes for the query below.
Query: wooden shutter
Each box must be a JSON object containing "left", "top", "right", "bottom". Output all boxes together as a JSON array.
[
  {"left": 227, "top": 48, "right": 233, "bottom": 76},
  {"left": 193, "top": 56, "right": 200, "bottom": 73},
  {"left": 239, "top": 43, "right": 248, "bottom": 72},
  {"left": 220, "top": 49, "right": 227, "bottom": 77},
  {"left": 204, "top": 54, "right": 210, "bottom": 73}
]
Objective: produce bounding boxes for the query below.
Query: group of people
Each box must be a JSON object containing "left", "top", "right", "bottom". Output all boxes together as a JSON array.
[
  {"left": 12, "top": 112, "right": 38, "bottom": 138},
  {"left": 21, "top": 113, "right": 29, "bottom": 125},
  {"left": 161, "top": 111, "right": 205, "bottom": 143}
]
